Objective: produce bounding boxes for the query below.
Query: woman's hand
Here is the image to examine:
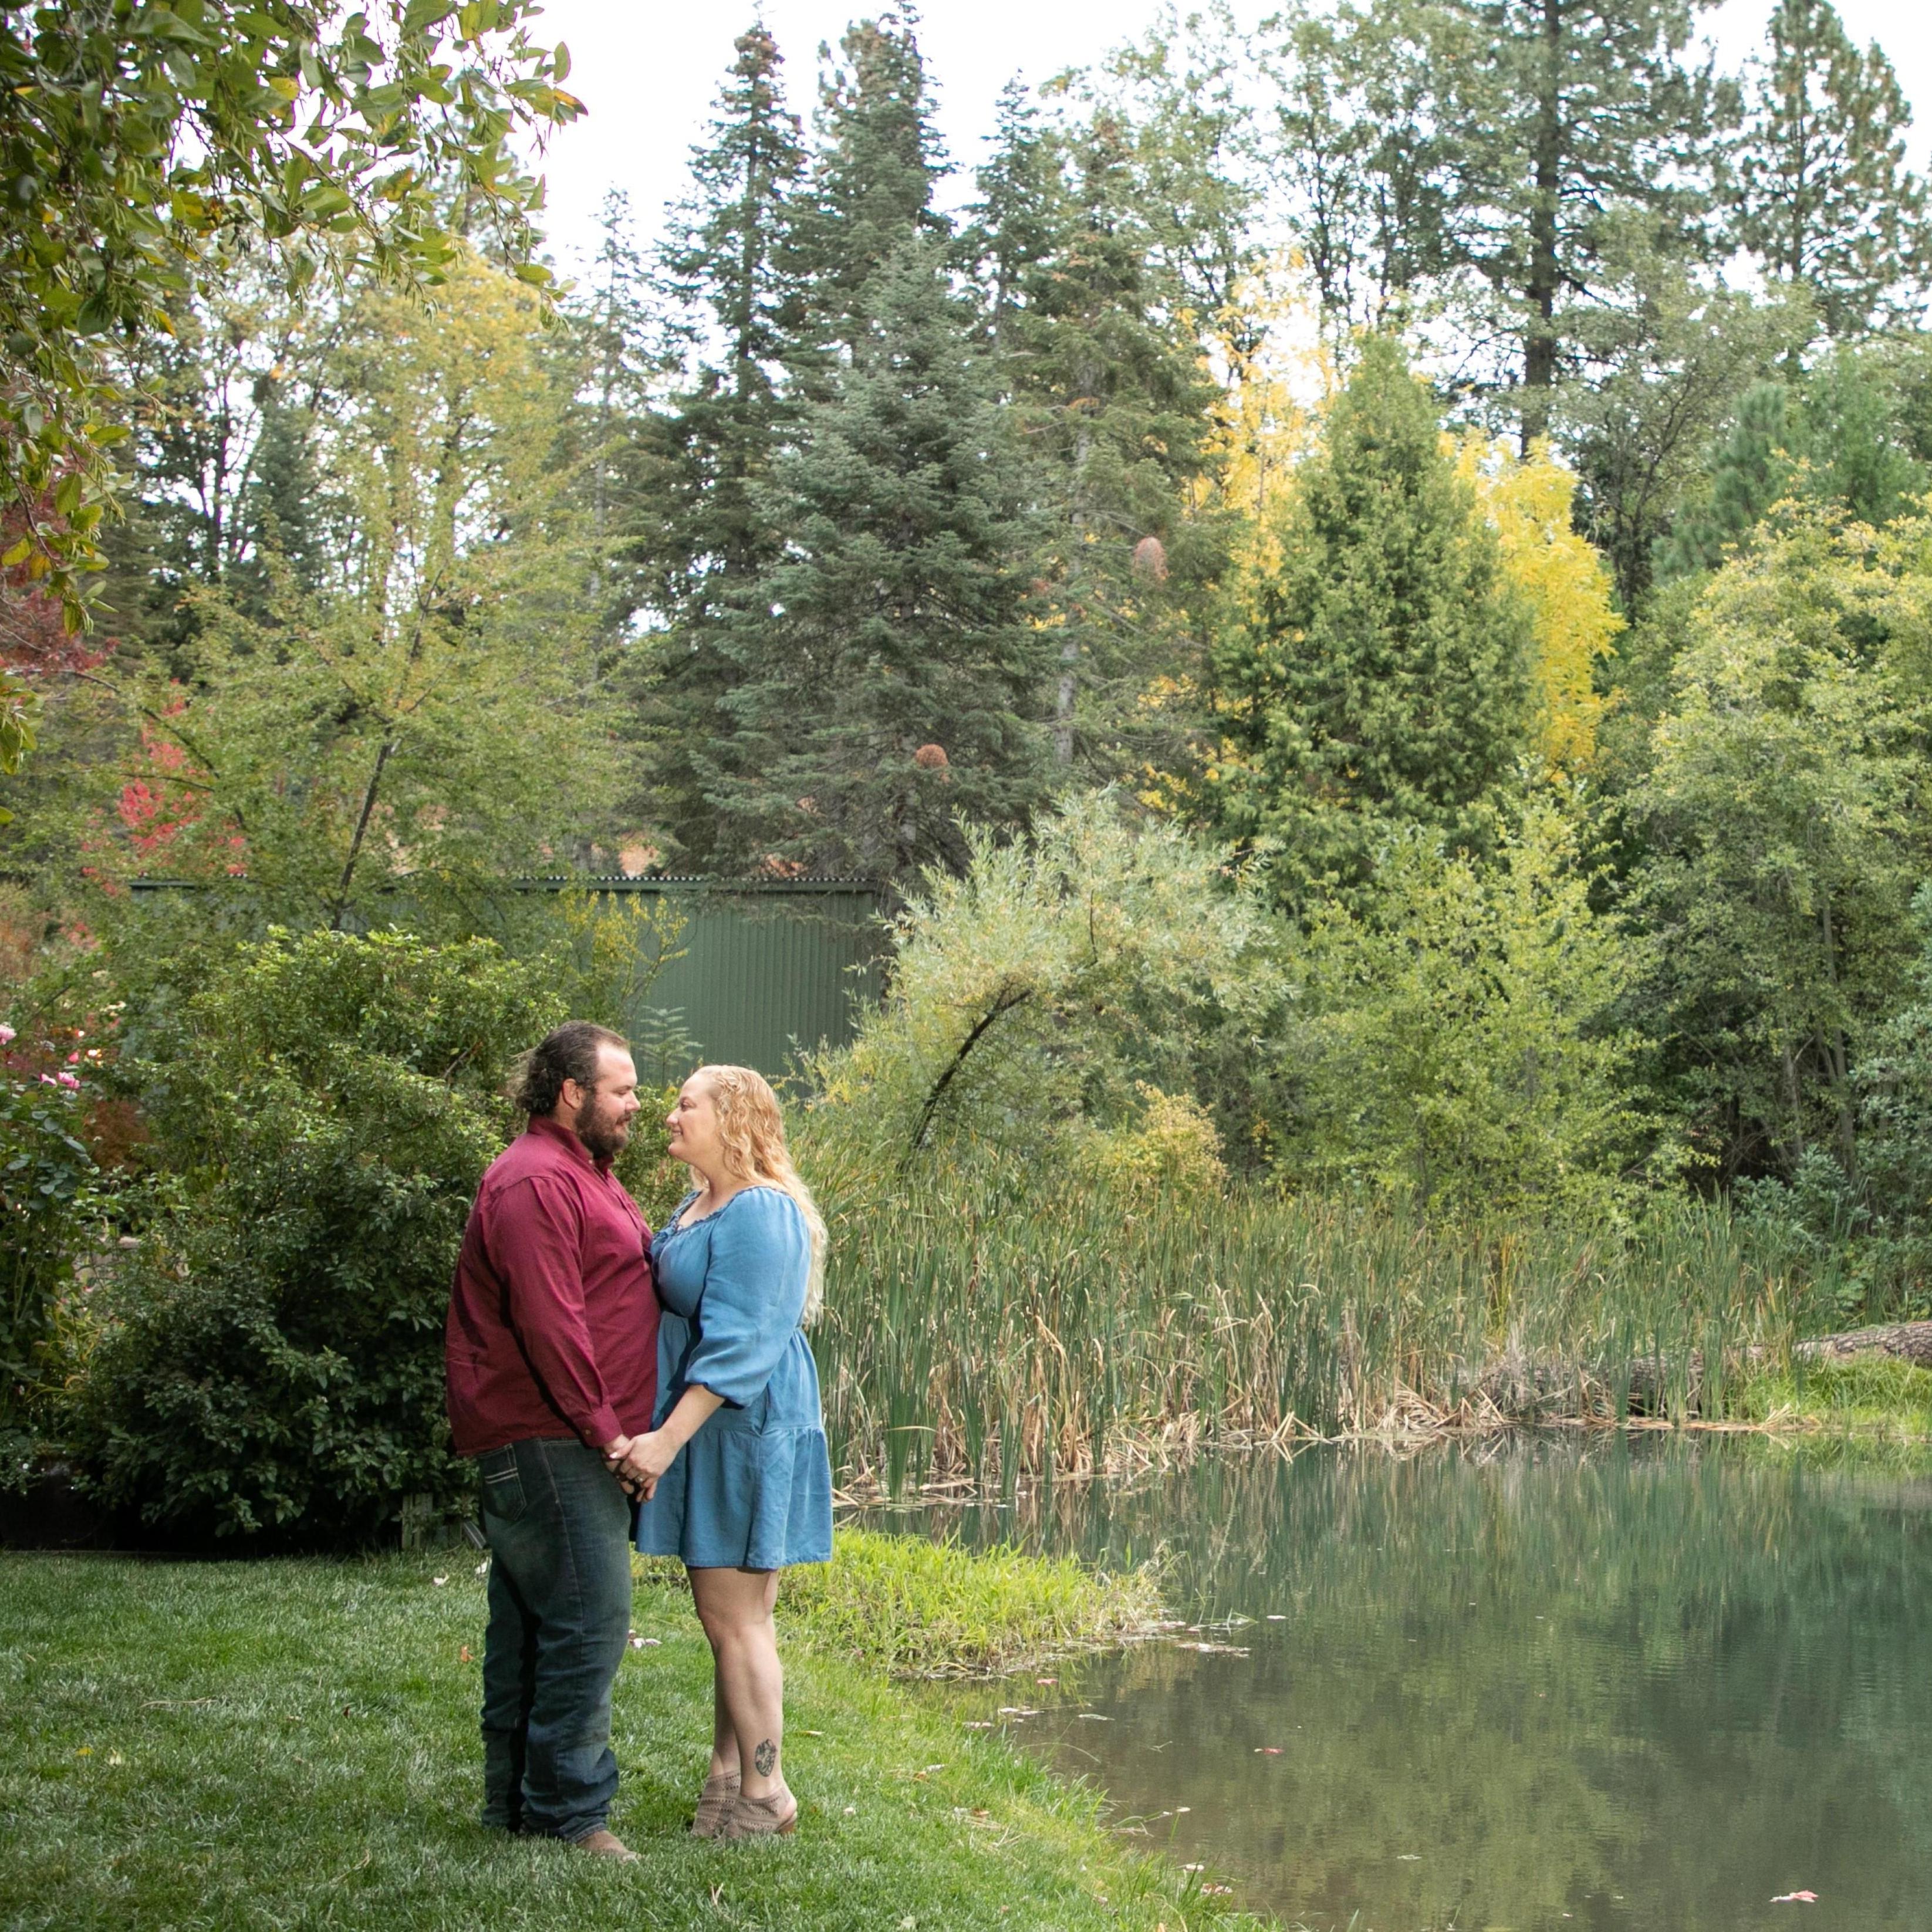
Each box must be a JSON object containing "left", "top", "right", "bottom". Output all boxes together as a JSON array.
[{"left": 615, "top": 1429, "right": 678, "bottom": 1499}]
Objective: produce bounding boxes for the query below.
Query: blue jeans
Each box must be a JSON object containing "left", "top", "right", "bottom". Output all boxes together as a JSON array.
[{"left": 475, "top": 1437, "right": 633, "bottom": 1841}]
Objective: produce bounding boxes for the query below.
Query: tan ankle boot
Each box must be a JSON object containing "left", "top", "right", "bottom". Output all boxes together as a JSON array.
[
  {"left": 721, "top": 1786, "right": 798, "bottom": 1839},
  {"left": 573, "top": 1828, "right": 638, "bottom": 1862},
  {"left": 691, "top": 1769, "right": 741, "bottom": 1838}
]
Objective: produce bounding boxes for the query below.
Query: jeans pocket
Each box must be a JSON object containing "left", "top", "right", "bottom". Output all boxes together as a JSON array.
[{"left": 478, "top": 1445, "right": 528, "bottom": 1524}]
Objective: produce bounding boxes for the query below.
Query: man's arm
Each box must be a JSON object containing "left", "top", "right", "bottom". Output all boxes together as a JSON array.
[{"left": 487, "top": 1174, "right": 626, "bottom": 1449}]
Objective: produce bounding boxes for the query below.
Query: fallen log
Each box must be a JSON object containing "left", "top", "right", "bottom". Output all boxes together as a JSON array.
[
  {"left": 1791, "top": 1320, "right": 1932, "bottom": 1369},
  {"left": 1468, "top": 1320, "right": 1932, "bottom": 1423}
]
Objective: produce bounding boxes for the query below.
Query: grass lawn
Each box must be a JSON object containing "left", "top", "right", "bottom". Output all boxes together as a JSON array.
[{"left": 0, "top": 1546, "right": 1259, "bottom": 1932}]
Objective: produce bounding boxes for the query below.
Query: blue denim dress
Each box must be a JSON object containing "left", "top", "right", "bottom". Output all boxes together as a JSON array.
[{"left": 634, "top": 1185, "right": 834, "bottom": 1570}]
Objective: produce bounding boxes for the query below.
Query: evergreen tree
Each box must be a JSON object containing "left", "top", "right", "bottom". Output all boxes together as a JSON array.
[
  {"left": 709, "top": 240, "right": 1052, "bottom": 884},
  {"left": 1265, "top": 0, "right": 1453, "bottom": 346},
  {"left": 1207, "top": 335, "right": 1532, "bottom": 910},
  {"left": 1660, "top": 350, "right": 1928, "bottom": 580},
  {"left": 971, "top": 87, "right": 1224, "bottom": 780},
  {"left": 791, "top": 9, "right": 947, "bottom": 366},
  {"left": 228, "top": 388, "right": 325, "bottom": 613},
  {"left": 635, "top": 26, "right": 806, "bottom": 867},
  {"left": 1432, "top": 0, "right": 1726, "bottom": 444},
  {"left": 1728, "top": 0, "right": 1928, "bottom": 337},
  {"left": 578, "top": 189, "right": 666, "bottom": 627},
  {"left": 1657, "top": 380, "right": 1803, "bottom": 579}
]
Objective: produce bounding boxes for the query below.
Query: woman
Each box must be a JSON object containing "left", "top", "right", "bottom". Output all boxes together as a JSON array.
[{"left": 613, "top": 1064, "right": 833, "bottom": 1842}]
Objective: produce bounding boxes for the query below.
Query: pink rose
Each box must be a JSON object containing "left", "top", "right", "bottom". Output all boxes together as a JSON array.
[
  {"left": 0, "top": 1024, "right": 15, "bottom": 1045},
  {"left": 56, "top": 1072, "right": 80, "bottom": 1090}
]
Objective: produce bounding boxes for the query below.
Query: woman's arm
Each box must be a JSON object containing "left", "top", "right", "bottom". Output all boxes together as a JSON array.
[{"left": 614, "top": 1385, "right": 722, "bottom": 1496}]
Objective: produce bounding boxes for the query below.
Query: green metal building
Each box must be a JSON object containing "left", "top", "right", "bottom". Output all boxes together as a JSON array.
[
  {"left": 128, "top": 874, "right": 888, "bottom": 1084},
  {"left": 569, "top": 877, "right": 886, "bottom": 1080}
]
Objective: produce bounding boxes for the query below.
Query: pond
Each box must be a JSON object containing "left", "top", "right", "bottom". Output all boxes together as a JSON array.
[{"left": 866, "top": 1438, "right": 1932, "bottom": 1931}]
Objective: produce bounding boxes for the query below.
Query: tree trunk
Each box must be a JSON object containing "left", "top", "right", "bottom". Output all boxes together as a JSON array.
[{"left": 1520, "top": 0, "right": 1565, "bottom": 451}]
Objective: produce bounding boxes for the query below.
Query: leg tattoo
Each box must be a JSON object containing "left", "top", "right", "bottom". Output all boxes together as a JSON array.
[{"left": 754, "top": 1738, "right": 777, "bottom": 1777}]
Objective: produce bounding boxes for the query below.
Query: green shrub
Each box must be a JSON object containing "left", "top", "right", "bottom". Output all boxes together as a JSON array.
[
  {"left": 1, "top": 1048, "right": 99, "bottom": 1471},
  {"left": 67, "top": 928, "right": 564, "bottom": 1545},
  {"left": 803, "top": 792, "right": 1286, "bottom": 1168}
]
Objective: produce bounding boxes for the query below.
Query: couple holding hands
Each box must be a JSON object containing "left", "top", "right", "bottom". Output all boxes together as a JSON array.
[{"left": 444, "top": 1022, "right": 833, "bottom": 1860}]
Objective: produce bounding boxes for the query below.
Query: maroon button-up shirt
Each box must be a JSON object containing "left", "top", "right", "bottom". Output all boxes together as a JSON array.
[{"left": 444, "top": 1116, "right": 658, "bottom": 1457}]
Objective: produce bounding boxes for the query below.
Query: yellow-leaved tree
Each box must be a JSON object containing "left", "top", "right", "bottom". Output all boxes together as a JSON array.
[{"left": 1458, "top": 436, "right": 1622, "bottom": 776}]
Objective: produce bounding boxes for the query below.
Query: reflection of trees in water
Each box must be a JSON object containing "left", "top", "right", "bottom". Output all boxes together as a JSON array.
[{"left": 881, "top": 1443, "right": 1932, "bottom": 1931}]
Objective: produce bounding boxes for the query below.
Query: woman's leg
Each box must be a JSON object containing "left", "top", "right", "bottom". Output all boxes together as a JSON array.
[
  {"left": 688, "top": 1565, "right": 785, "bottom": 1800},
  {"left": 709, "top": 1664, "right": 738, "bottom": 1779}
]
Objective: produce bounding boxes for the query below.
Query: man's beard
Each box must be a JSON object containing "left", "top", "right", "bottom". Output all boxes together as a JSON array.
[{"left": 575, "top": 1096, "right": 631, "bottom": 1164}]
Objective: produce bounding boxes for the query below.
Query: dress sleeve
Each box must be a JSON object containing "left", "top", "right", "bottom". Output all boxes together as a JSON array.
[{"left": 685, "top": 1189, "right": 810, "bottom": 1409}]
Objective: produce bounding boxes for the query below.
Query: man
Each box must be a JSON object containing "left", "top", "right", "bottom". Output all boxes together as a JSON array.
[{"left": 445, "top": 1021, "right": 658, "bottom": 1860}]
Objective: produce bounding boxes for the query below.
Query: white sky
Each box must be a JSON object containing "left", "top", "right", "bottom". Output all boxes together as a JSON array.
[{"left": 523, "top": 0, "right": 1932, "bottom": 279}]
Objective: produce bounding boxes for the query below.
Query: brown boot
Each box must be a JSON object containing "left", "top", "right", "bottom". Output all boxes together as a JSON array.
[
  {"left": 691, "top": 1770, "right": 741, "bottom": 1838},
  {"left": 573, "top": 1828, "right": 639, "bottom": 1863},
  {"left": 721, "top": 1787, "right": 798, "bottom": 1840}
]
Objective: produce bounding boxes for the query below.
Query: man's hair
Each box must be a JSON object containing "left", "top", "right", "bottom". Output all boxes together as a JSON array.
[{"left": 509, "top": 1022, "right": 631, "bottom": 1117}]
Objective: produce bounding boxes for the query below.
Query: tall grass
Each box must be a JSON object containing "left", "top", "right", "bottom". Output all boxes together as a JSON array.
[{"left": 803, "top": 1149, "right": 1805, "bottom": 1493}]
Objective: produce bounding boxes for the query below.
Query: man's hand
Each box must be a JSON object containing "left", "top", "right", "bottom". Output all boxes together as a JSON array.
[{"left": 601, "top": 1435, "right": 639, "bottom": 1496}]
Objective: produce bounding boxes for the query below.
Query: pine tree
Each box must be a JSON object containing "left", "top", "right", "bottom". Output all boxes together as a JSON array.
[
  {"left": 1659, "top": 350, "right": 1928, "bottom": 580},
  {"left": 708, "top": 239, "right": 1052, "bottom": 883},
  {"left": 1657, "top": 380, "right": 1801, "bottom": 579},
  {"left": 1432, "top": 0, "right": 1725, "bottom": 445},
  {"left": 1266, "top": 0, "right": 1453, "bottom": 346},
  {"left": 970, "top": 87, "right": 1225, "bottom": 781},
  {"left": 229, "top": 387, "right": 325, "bottom": 614},
  {"left": 1207, "top": 335, "right": 1533, "bottom": 910},
  {"left": 1728, "top": 0, "right": 1928, "bottom": 337},
  {"left": 634, "top": 25, "right": 806, "bottom": 867}
]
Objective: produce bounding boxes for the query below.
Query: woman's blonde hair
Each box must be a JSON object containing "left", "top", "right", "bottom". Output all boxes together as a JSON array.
[{"left": 694, "top": 1063, "right": 828, "bottom": 1323}]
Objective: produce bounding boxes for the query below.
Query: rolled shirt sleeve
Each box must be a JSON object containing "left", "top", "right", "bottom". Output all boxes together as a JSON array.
[
  {"left": 488, "top": 1174, "right": 624, "bottom": 1447},
  {"left": 685, "top": 1190, "right": 811, "bottom": 1409}
]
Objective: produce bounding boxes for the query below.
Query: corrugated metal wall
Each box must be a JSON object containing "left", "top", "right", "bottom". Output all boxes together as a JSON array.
[
  {"left": 616, "top": 883, "right": 885, "bottom": 1080},
  {"left": 126, "top": 877, "right": 887, "bottom": 1083}
]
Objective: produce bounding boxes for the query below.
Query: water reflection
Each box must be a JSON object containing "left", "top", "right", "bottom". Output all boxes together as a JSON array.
[{"left": 861, "top": 1439, "right": 1932, "bottom": 1931}]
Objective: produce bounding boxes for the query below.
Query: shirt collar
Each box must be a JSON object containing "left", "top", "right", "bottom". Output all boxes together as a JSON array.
[{"left": 525, "top": 1113, "right": 608, "bottom": 1174}]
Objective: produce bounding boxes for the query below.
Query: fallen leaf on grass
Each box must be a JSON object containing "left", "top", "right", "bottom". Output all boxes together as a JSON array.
[
  {"left": 1035, "top": 1676, "right": 1056, "bottom": 1685},
  {"left": 1203, "top": 1884, "right": 1234, "bottom": 1897},
  {"left": 799, "top": 1728, "right": 825, "bottom": 1737},
  {"left": 432, "top": 1576, "right": 448, "bottom": 1587},
  {"left": 1772, "top": 1892, "right": 1819, "bottom": 1904},
  {"left": 1078, "top": 1713, "right": 1111, "bottom": 1721},
  {"left": 459, "top": 1646, "right": 473, "bottom": 1664},
  {"left": 474, "top": 1560, "right": 490, "bottom": 1576},
  {"left": 1254, "top": 1746, "right": 1282, "bottom": 1755}
]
